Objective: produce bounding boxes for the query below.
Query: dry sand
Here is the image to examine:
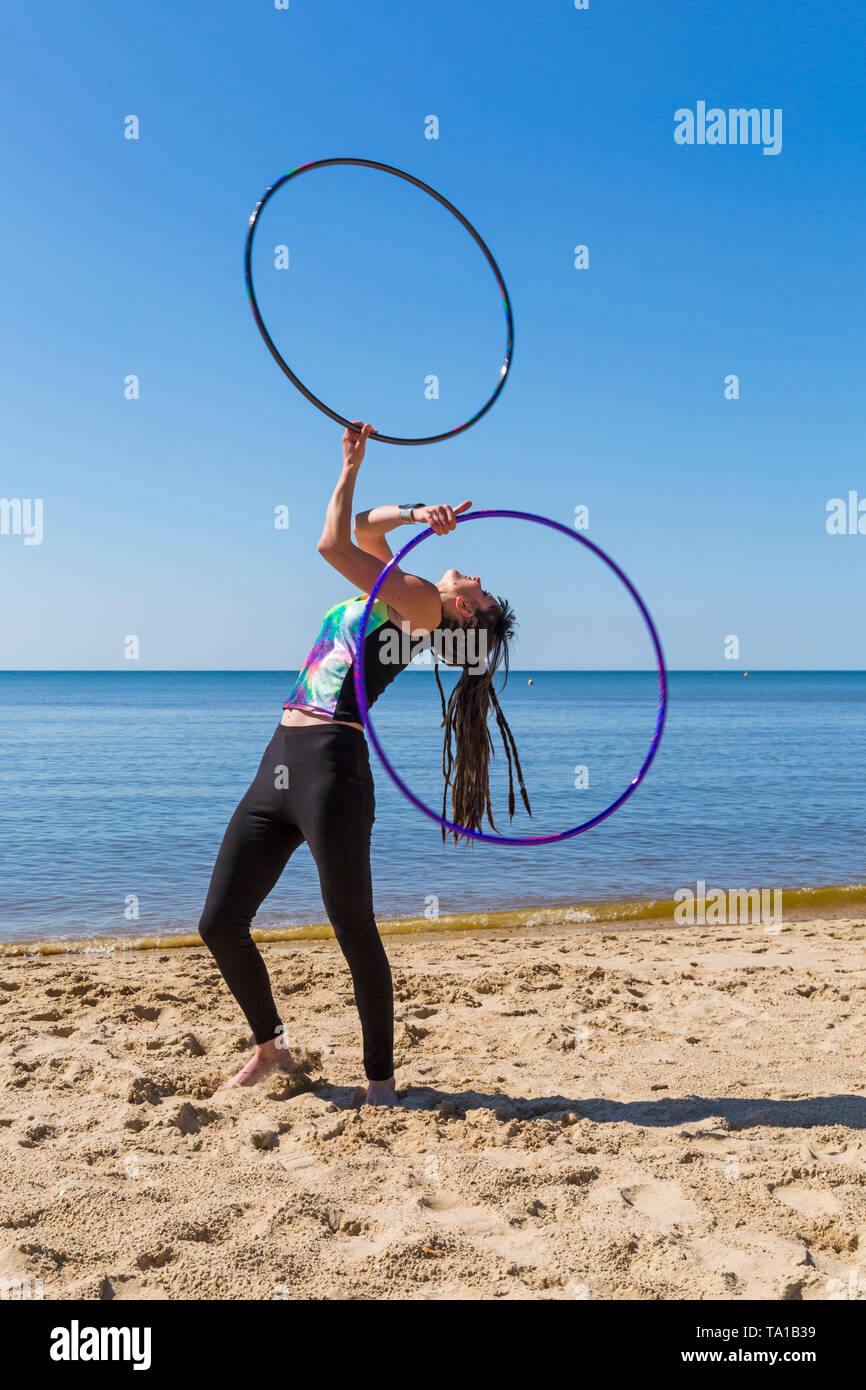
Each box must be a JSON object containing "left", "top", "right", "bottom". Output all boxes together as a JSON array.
[{"left": 1, "top": 916, "right": 864, "bottom": 1301}]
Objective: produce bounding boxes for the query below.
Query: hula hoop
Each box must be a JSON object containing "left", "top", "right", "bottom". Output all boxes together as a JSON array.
[
  {"left": 354, "top": 510, "right": 667, "bottom": 845},
  {"left": 244, "top": 158, "right": 514, "bottom": 447}
]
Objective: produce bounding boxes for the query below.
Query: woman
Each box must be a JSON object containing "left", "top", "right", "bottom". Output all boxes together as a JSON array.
[{"left": 198, "top": 423, "right": 529, "bottom": 1104}]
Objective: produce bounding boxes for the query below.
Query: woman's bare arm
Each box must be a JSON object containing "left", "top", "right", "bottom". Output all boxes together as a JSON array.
[
  {"left": 318, "top": 424, "right": 442, "bottom": 631},
  {"left": 354, "top": 499, "right": 472, "bottom": 563},
  {"left": 352, "top": 504, "right": 404, "bottom": 563}
]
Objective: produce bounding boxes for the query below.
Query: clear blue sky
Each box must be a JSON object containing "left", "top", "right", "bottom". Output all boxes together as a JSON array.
[{"left": 2, "top": 0, "right": 864, "bottom": 670}]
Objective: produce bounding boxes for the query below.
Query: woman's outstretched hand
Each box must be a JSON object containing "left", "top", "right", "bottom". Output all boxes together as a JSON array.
[
  {"left": 413, "top": 501, "right": 472, "bottom": 535},
  {"left": 343, "top": 421, "right": 375, "bottom": 469}
]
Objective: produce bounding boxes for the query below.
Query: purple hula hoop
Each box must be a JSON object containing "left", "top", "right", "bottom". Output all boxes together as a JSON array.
[{"left": 353, "top": 510, "right": 667, "bottom": 846}]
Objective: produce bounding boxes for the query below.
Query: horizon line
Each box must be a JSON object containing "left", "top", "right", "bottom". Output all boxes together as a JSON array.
[{"left": 1, "top": 669, "right": 864, "bottom": 677}]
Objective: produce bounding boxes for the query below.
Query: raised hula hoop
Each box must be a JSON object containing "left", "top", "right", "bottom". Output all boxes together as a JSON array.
[
  {"left": 244, "top": 158, "right": 514, "bottom": 447},
  {"left": 354, "top": 510, "right": 667, "bottom": 845}
]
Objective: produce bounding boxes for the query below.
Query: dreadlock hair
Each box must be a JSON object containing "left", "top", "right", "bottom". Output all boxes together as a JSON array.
[{"left": 433, "top": 595, "right": 532, "bottom": 844}]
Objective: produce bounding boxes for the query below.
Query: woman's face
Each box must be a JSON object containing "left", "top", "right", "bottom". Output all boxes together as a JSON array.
[{"left": 439, "top": 568, "right": 495, "bottom": 619}]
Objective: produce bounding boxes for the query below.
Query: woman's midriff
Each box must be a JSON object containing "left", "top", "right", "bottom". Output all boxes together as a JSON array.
[{"left": 280, "top": 707, "right": 364, "bottom": 734}]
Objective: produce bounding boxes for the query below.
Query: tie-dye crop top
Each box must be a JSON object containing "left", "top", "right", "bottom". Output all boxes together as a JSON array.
[{"left": 284, "top": 595, "right": 408, "bottom": 725}]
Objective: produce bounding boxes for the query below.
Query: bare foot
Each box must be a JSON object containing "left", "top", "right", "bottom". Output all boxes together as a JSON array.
[
  {"left": 362, "top": 1076, "right": 399, "bottom": 1107},
  {"left": 220, "top": 1040, "right": 302, "bottom": 1089}
]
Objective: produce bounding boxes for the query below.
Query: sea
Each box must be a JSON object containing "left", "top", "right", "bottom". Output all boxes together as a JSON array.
[{"left": 0, "top": 670, "right": 863, "bottom": 950}]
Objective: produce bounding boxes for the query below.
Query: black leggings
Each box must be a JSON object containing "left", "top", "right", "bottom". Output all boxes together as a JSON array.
[{"left": 198, "top": 721, "right": 393, "bottom": 1080}]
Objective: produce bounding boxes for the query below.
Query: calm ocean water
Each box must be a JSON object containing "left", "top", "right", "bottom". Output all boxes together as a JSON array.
[{"left": 0, "top": 671, "right": 863, "bottom": 945}]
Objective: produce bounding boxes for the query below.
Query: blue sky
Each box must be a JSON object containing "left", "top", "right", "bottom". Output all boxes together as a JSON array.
[{"left": 2, "top": 0, "right": 864, "bottom": 670}]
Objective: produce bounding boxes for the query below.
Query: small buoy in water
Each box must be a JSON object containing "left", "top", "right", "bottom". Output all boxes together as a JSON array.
[
  {"left": 528, "top": 678, "right": 533, "bottom": 686},
  {"left": 744, "top": 670, "right": 749, "bottom": 677}
]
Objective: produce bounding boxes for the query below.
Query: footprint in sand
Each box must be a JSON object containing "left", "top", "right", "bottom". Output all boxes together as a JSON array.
[
  {"left": 420, "top": 1190, "right": 554, "bottom": 1268},
  {"left": 616, "top": 1179, "right": 702, "bottom": 1229},
  {"left": 772, "top": 1184, "right": 843, "bottom": 1219},
  {"left": 98, "top": 1275, "right": 169, "bottom": 1300},
  {"left": 421, "top": 1190, "right": 512, "bottom": 1239}
]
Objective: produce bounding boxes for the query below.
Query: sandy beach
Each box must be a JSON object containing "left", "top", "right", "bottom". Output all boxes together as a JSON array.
[{"left": 1, "top": 915, "right": 864, "bottom": 1301}]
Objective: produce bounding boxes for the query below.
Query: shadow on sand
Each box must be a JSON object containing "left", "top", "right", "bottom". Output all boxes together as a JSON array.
[{"left": 315, "top": 1082, "right": 866, "bottom": 1130}]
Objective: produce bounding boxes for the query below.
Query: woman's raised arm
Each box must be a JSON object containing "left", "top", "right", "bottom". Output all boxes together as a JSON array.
[{"left": 317, "top": 424, "right": 442, "bottom": 632}]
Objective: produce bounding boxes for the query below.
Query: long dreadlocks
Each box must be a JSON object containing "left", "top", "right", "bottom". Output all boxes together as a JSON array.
[{"left": 433, "top": 596, "right": 532, "bottom": 843}]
